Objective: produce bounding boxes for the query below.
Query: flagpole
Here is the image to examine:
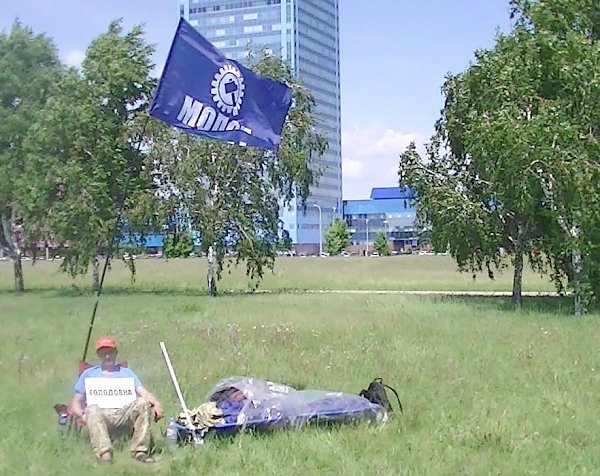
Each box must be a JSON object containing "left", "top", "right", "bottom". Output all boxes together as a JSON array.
[
  {"left": 81, "top": 114, "right": 152, "bottom": 363},
  {"left": 79, "top": 18, "right": 294, "bottom": 360}
]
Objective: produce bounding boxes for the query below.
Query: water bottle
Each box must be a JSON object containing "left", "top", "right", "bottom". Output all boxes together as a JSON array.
[
  {"left": 165, "top": 417, "right": 179, "bottom": 449},
  {"left": 58, "top": 412, "right": 68, "bottom": 426}
]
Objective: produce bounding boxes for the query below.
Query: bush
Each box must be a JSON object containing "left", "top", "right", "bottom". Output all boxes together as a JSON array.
[
  {"left": 163, "top": 233, "right": 193, "bottom": 258},
  {"left": 325, "top": 218, "right": 351, "bottom": 255},
  {"left": 373, "top": 232, "right": 391, "bottom": 256}
]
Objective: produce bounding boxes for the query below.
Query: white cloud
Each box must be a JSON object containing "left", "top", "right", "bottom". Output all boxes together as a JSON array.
[
  {"left": 341, "top": 127, "right": 425, "bottom": 200},
  {"left": 63, "top": 49, "right": 86, "bottom": 69}
]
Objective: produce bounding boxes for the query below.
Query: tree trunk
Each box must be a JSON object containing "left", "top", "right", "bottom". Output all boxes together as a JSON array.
[
  {"left": 512, "top": 250, "right": 523, "bottom": 308},
  {"left": 1, "top": 214, "right": 24, "bottom": 293},
  {"left": 571, "top": 226, "right": 583, "bottom": 317},
  {"left": 511, "top": 224, "right": 525, "bottom": 308},
  {"left": 536, "top": 172, "right": 585, "bottom": 317},
  {"left": 92, "top": 257, "right": 100, "bottom": 293},
  {"left": 572, "top": 243, "right": 583, "bottom": 317},
  {"left": 206, "top": 245, "right": 217, "bottom": 297},
  {"left": 13, "top": 254, "right": 24, "bottom": 293}
]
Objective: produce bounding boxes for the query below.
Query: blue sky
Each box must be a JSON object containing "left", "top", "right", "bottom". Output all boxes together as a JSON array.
[{"left": 1, "top": 0, "right": 513, "bottom": 199}]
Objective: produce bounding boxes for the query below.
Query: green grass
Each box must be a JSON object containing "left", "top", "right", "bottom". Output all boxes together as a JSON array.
[
  {"left": 0, "top": 255, "right": 557, "bottom": 294},
  {"left": 1, "top": 258, "right": 597, "bottom": 475}
]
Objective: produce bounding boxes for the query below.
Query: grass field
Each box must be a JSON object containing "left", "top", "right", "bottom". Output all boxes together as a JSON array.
[
  {"left": 1, "top": 257, "right": 598, "bottom": 475},
  {"left": 0, "top": 255, "right": 558, "bottom": 294}
]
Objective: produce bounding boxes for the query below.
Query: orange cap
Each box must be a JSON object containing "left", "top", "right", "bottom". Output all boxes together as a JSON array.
[{"left": 95, "top": 336, "right": 117, "bottom": 351}]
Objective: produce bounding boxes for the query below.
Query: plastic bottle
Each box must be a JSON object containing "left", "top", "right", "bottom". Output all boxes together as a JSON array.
[
  {"left": 165, "top": 417, "right": 179, "bottom": 449},
  {"left": 58, "top": 412, "right": 68, "bottom": 426}
]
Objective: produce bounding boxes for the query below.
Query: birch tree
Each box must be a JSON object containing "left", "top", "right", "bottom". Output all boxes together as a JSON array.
[
  {"left": 24, "top": 20, "right": 156, "bottom": 291},
  {"left": 399, "top": 0, "right": 600, "bottom": 313},
  {"left": 0, "top": 22, "right": 62, "bottom": 292},
  {"left": 149, "top": 53, "right": 327, "bottom": 295}
]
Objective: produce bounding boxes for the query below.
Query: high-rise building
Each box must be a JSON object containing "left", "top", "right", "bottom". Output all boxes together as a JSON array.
[{"left": 178, "top": 0, "right": 341, "bottom": 253}]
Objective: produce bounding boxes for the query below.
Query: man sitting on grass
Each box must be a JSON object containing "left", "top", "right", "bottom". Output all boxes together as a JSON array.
[{"left": 70, "top": 337, "right": 164, "bottom": 464}]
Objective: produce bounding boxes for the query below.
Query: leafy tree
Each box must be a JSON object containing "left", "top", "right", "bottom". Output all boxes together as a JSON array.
[
  {"left": 401, "top": 32, "right": 553, "bottom": 306},
  {"left": 325, "top": 217, "right": 350, "bottom": 255},
  {"left": 149, "top": 52, "right": 327, "bottom": 295},
  {"left": 276, "top": 230, "right": 293, "bottom": 252},
  {"left": 399, "top": 0, "right": 600, "bottom": 313},
  {"left": 163, "top": 233, "right": 194, "bottom": 258},
  {"left": 177, "top": 233, "right": 194, "bottom": 257},
  {"left": 509, "top": 0, "right": 600, "bottom": 314},
  {"left": 24, "top": 20, "right": 157, "bottom": 291},
  {"left": 162, "top": 235, "right": 177, "bottom": 259},
  {"left": 373, "top": 231, "right": 391, "bottom": 256},
  {"left": 0, "top": 21, "right": 62, "bottom": 292}
]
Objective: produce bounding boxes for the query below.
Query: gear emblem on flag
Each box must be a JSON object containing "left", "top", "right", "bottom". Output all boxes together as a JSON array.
[{"left": 211, "top": 64, "right": 245, "bottom": 116}]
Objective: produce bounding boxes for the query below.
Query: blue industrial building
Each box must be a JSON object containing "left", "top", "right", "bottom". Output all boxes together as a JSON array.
[
  {"left": 120, "top": 186, "right": 418, "bottom": 255},
  {"left": 343, "top": 187, "right": 418, "bottom": 253}
]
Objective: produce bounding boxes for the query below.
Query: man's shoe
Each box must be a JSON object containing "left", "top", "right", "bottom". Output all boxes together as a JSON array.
[{"left": 133, "top": 452, "right": 155, "bottom": 463}]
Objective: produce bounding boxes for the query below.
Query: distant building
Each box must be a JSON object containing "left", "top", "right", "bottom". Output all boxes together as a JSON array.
[
  {"left": 179, "top": 0, "right": 342, "bottom": 253},
  {"left": 118, "top": 185, "right": 420, "bottom": 256},
  {"left": 343, "top": 187, "right": 418, "bottom": 254}
]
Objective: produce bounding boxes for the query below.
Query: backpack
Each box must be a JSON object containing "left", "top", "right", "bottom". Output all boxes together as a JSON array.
[{"left": 359, "top": 378, "right": 403, "bottom": 413}]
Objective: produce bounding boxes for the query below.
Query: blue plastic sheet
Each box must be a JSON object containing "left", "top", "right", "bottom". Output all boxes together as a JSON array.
[{"left": 175, "top": 376, "right": 388, "bottom": 440}]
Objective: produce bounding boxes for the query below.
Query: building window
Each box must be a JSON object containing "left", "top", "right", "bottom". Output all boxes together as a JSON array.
[
  {"left": 243, "top": 25, "right": 263, "bottom": 34},
  {"left": 243, "top": 13, "right": 259, "bottom": 20},
  {"left": 215, "top": 29, "right": 226, "bottom": 36}
]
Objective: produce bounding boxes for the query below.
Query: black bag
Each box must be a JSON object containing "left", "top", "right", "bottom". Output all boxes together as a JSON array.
[{"left": 359, "top": 378, "right": 403, "bottom": 413}]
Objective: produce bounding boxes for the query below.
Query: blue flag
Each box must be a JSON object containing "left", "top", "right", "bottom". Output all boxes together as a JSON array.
[{"left": 150, "top": 18, "right": 292, "bottom": 150}]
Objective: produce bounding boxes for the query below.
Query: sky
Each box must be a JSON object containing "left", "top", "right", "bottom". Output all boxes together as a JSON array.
[{"left": 1, "top": 0, "right": 514, "bottom": 200}]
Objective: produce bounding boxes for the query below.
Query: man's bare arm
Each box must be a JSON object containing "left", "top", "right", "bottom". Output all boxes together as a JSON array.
[
  {"left": 70, "top": 393, "right": 86, "bottom": 419},
  {"left": 137, "top": 386, "right": 164, "bottom": 420}
]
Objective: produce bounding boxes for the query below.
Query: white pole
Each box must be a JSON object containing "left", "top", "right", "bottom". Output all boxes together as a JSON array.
[
  {"left": 365, "top": 219, "right": 369, "bottom": 256},
  {"left": 313, "top": 204, "right": 322, "bottom": 256},
  {"left": 159, "top": 341, "right": 203, "bottom": 444}
]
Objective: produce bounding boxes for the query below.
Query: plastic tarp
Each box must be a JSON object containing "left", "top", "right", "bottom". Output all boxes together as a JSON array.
[{"left": 175, "top": 376, "right": 388, "bottom": 439}]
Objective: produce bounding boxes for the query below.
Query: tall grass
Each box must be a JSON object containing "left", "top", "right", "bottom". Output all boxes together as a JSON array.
[{"left": 0, "top": 265, "right": 598, "bottom": 474}]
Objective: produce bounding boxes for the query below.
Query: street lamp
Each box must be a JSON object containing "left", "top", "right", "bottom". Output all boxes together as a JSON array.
[
  {"left": 365, "top": 218, "right": 369, "bottom": 256},
  {"left": 383, "top": 219, "right": 390, "bottom": 254},
  {"left": 313, "top": 203, "right": 322, "bottom": 256}
]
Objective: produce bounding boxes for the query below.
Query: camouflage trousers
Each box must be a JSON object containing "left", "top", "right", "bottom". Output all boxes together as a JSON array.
[{"left": 85, "top": 397, "right": 152, "bottom": 459}]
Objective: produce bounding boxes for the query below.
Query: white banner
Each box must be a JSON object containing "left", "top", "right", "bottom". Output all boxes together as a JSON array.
[{"left": 85, "top": 377, "right": 137, "bottom": 409}]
